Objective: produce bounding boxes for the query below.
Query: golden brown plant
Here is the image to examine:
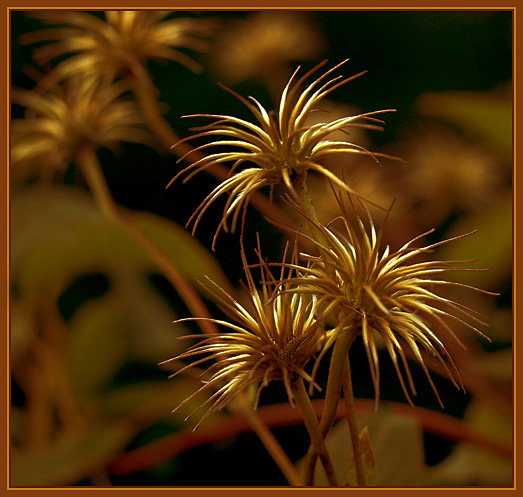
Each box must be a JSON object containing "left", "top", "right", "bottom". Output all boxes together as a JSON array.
[
  {"left": 396, "top": 125, "right": 505, "bottom": 227},
  {"left": 170, "top": 60, "right": 397, "bottom": 248},
  {"left": 11, "top": 75, "right": 151, "bottom": 179},
  {"left": 210, "top": 11, "right": 325, "bottom": 94},
  {"left": 285, "top": 193, "right": 494, "bottom": 407},
  {"left": 22, "top": 11, "right": 217, "bottom": 84},
  {"left": 162, "top": 239, "right": 330, "bottom": 429}
]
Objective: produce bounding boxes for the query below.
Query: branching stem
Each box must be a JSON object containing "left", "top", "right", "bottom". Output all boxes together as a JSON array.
[
  {"left": 292, "top": 378, "right": 338, "bottom": 486},
  {"left": 75, "top": 145, "right": 219, "bottom": 337},
  {"left": 342, "top": 356, "right": 365, "bottom": 486}
]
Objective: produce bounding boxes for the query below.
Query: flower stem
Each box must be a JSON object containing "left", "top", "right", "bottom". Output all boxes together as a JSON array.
[
  {"left": 75, "top": 145, "right": 219, "bottom": 337},
  {"left": 128, "top": 60, "right": 200, "bottom": 160},
  {"left": 341, "top": 355, "right": 365, "bottom": 486},
  {"left": 291, "top": 171, "right": 331, "bottom": 251},
  {"left": 292, "top": 378, "right": 338, "bottom": 486},
  {"left": 240, "top": 403, "right": 303, "bottom": 486},
  {"left": 127, "top": 61, "right": 295, "bottom": 230},
  {"left": 303, "top": 328, "right": 357, "bottom": 485},
  {"left": 289, "top": 171, "right": 363, "bottom": 486}
]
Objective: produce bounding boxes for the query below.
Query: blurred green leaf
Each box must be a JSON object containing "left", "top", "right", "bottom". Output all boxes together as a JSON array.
[
  {"left": 313, "top": 407, "right": 426, "bottom": 486},
  {"left": 66, "top": 294, "right": 129, "bottom": 409},
  {"left": 417, "top": 91, "right": 512, "bottom": 161},
  {"left": 100, "top": 377, "right": 202, "bottom": 426},
  {"left": 437, "top": 192, "right": 512, "bottom": 290},
  {"left": 10, "top": 407, "right": 25, "bottom": 447},
  {"left": 11, "top": 186, "right": 232, "bottom": 298},
  {"left": 10, "top": 302, "right": 36, "bottom": 364},
  {"left": 426, "top": 400, "right": 512, "bottom": 486},
  {"left": 468, "top": 348, "right": 512, "bottom": 384},
  {"left": 346, "top": 426, "right": 377, "bottom": 486},
  {"left": 109, "top": 270, "right": 183, "bottom": 363},
  {"left": 11, "top": 423, "right": 133, "bottom": 486}
]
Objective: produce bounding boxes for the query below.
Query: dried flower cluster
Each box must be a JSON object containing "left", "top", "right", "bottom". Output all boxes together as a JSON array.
[
  {"left": 11, "top": 75, "right": 150, "bottom": 176},
  {"left": 11, "top": 11, "right": 499, "bottom": 487},
  {"left": 22, "top": 11, "right": 217, "bottom": 83},
  {"left": 162, "top": 239, "right": 330, "bottom": 428},
  {"left": 165, "top": 61, "right": 493, "bottom": 424},
  {"left": 169, "top": 60, "right": 397, "bottom": 247}
]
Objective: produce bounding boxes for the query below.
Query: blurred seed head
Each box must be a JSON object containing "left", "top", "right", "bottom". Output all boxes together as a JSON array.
[
  {"left": 396, "top": 124, "right": 505, "bottom": 228},
  {"left": 11, "top": 75, "right": 151, "bottom": 179},
  {"left": 22, "top": 11, "right": 218, "bottom": 84},
  {"left": 210, "top": 11, "right": 325, "bottom": 90}
]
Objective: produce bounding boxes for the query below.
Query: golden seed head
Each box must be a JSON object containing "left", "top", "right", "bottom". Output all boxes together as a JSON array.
[
  {"left": 288, "top": 193, "right": 493, "bottom": 407},
  {"left": 162, "top": 239, "right": 329, "bottom": 429},
  {"left": 22, "top": 11, "right": 218, "bottom": 83},
  {"left": 211, "top": 11, "right": 325, "bottom": 86},
  {"left": 11, "top": 75, "right": 151, "bottom": 179},
  {"left": 170, "top": 60, "right": 398, "bottom": 247}
]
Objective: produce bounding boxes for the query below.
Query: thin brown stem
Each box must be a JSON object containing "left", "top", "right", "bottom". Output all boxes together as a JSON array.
[
  {"left": 291, "top": 171, "right": 331, "bottom": 251},
  {"left": 341, "top": 357, "right": 365, "bottom": 486},
  {"left": 291, "top": 378, "right": 338, "bottom": 486},
  {"left": 75, "top": 145, "right": 219, "bottom": 337},
  {"left": 303, "top": 328, "right": 357, "bottom": 485}
]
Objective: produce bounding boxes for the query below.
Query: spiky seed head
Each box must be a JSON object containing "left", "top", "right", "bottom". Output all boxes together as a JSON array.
[
  {"left": 169, "top": 59, "right": 399, "bottom": 249},
  {"left": 285, "top": 193, "right": 495, "bottom": 408},
  {"left": 21, "top": 11, "right": 218, "bottom": 85},
  {"left": 11, "top": 75, "right": 151, "bottom": 179},
  {"left": 161, "top": 238, "right": 330, "bottom": 429}
]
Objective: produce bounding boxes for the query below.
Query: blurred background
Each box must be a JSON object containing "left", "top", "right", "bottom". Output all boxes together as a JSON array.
[{"left": 10, "top": 10, "right": 512, "bottom": 486}]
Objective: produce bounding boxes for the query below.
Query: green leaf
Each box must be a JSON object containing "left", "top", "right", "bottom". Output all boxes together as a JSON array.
[
  {"left": 468, "top": 348, "right": 512, "bottom": 384},
  {"left": 426, "top": 400, "right": 512, "bottom": 486},
  {"left": 314, "top": 406, "right": 426, "bottom": 486},
  {"left": 11, "top": 423, "right": 133, "bottom": 486},
  {"left": 437, "top": 192, "right": 512, "bottom": 290},
  {"left": 11, "top": 186, "right": 232, "bottom": 298},
  {"left": 10, "top": 302, "right": 36, "bottom": 364},
  {"left": 417, "top": 91, "right": 512, "bottom": 161},
  {"left": 346, "top": 426, "right": 377, "bottom": 486},
  {"left": 99, "top": 376, "right": 203, "bottom": 426},
  {"left": 66, "top": 294, "right": 130, "bottom": 409},
  {"left": 109, "top": 270, "right": 184, "bottom": 363}
]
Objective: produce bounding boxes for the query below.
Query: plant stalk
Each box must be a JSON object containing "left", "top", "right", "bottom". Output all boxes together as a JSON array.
[
  {"left": 291, "top": 378, "right": 338, "bottom": 486},
  {"left": 75, "top": 145, "right": 219, "bottom": 337},
  {"left": 303, "top": 328, "right": 357, "bottom": 485},
  {"left": 341, "top": 356, "right": 366, "bottom": 486}
]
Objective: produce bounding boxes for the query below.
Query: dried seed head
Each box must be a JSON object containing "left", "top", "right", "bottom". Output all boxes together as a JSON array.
[
  {"left": 286, "top": 193, "right": 495, "bottom": 408},
  {"left": 22, "top": 11, "right": 218, "bottom": 84},
  {"left": 170, "top": 60, "right": 399, "bottom": 248},
  {"left": 161, "top": 238, "right": 330, "bottom": 429},
  {"left": 11, "top": 75, "right": 151, "bottom": 179}
]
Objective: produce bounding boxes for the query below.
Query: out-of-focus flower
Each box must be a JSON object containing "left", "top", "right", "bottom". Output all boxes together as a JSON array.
[
  {"left": 211, "top": 11, "right": 325, "bottom": 90},
  {"left": 11, "top": 75, "right": 151, "bottom": 179},
  {"left": 304, "top": 99, "right": 370, "bottom": 150},
  {"left": 308, "top": 160, "right": 398, "bottom": 219},
  {"left": 288, "top": 193, "right": 494, "bottom": 407},
  {"left": 161, "top": 240, "right": 329, "bottom": 429},
  {"left": 397, "top": 125, "right": 505, "bottom": 227},
  {"left": 21, "top": 11, "right": 218, "bottom": 83},
  {"left": 170, "top": 60, "right": 397, "bottom": 248}
]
